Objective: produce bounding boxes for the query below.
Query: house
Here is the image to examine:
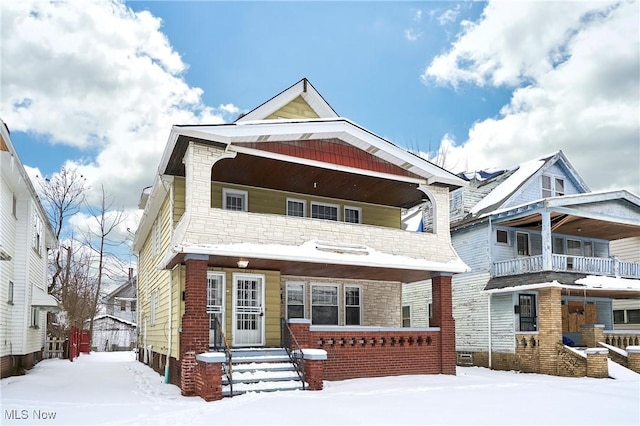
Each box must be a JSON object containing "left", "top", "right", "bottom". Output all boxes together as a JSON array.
[
  {"left": 132, "top": 78, "right": 468, "bottom": 398},
  {"left": 0, "top": 120, "right": 59, "bottom": 378},
  {"left": 403, "top": 151, "right": 640, "bottom": 377},
  {"left": 610, "top": 237, "right": 640, "bottom": 330},
  {"left": 87, "top": 269, "right": 137, "bottom": 351}
]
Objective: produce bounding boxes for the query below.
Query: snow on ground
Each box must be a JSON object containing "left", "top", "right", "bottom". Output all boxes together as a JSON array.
[{"left": 1, "top": 351, "right": 639, "bottom": 425}]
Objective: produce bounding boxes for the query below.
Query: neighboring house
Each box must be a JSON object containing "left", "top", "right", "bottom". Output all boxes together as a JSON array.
[
  {"left": 133, "top": 78, "right": 468, "bottom": 395},
  {"left": 610, "top": 237, "right": 640, "bottom": 330},
  {"left": 88, "top": 270, "right": 137, "bottom": 351},
  {"left": 403, "top": 151, "right": 640, "bottom": 376},
  {"left": 0, "top": 120, "right": 59, "bottom": 378}
]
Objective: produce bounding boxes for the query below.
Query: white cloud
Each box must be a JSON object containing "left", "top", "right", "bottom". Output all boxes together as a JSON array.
[
  {"left": 437, "top": 4, "right": 461, "bottom": 26},
  {"left": 404, "top": 28, "right": 422, "bottom": 41},
  {"left": 422, "top": 0, "right": 640, "bottom": 194},
  {"left": 1, "top": 0, "right": 236, "bottom": 208}
]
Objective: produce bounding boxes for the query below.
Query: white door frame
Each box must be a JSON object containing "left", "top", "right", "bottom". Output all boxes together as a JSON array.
[
  {"left": 232, "top": 273, "right": 266, "bottom": 347},
  {"left": 206, "top": 272, "right": 226, "bottom": 346}
]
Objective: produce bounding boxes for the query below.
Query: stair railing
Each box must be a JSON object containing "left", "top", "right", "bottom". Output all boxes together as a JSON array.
[
  {"left": 282, "top": 319, "right": 306, "bottom": 390},
  {"left": 214, "top": 316, "right": 233, "bottom": 396}
]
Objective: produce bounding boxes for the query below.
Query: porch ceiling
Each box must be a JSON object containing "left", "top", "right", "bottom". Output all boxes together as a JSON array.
[
  {"left": 497, "top": 212, "right": 640, "bottom": 241},
  {"left": 168, "top": 253, "right": 433, "bottom": 283}
]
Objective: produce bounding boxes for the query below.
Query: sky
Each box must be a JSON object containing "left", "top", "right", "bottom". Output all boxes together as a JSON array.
[
  {"left": 1, "top": 351, "right": 639, "bottom": 425},
  {"left": 2, "top": 0, "right": 639, "bottom": 243}
]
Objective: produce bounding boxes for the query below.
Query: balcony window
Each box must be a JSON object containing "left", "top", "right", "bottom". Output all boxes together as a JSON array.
[
  {"left": 311, "top": 202, "right": 339, "bottom": 221},
  {"left": 567, "top": 239, "right": 582, "bottom": 256},
  {"left": 286, "top": 282, "right": 305, "bottom": 319},
  {"left": 516, "top": 232, "right": 530, "bottom": 256},
  {"left": 223, "top": 188, "right": 248, "bottom": 212},
  {"left": 311, "top": 284, "right": 338, "bottom": 325},
  {"left": 628, "top": 309, "right": 640, "bottom": 324},
  {"left": 286, "top": 198, "right": 306, "bottom": 217},
  {"left": 344, "top": 207, "right": 361, "bottom": 224},
  {"left": 613, "top": 310, "right": 625, "bottom": 324},
  {"left": 402, "top": 305, "right": 411, "bottom": 327},
  {"left": 553, "top": 237, "right": 565, "bottom": 254}
]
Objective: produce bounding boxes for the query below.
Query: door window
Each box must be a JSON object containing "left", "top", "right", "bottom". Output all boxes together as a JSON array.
[{"left": 518, "top": 294, "right": 537, "bottom": 331}]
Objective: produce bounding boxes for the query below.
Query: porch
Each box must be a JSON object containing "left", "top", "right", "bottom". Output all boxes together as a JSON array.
[{"left": 492, "top": 254, "right": 640, "bottom": 278}]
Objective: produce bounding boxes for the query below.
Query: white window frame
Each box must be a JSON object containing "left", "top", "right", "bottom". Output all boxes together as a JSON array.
[
  {"left": 8, "top": 281, "right": 14, "bottom": 304},
  {"left": 311, "top": 284, "right": 339, "bottom": 325},
  {"left": 516, "top": 232, "right": 530, "bottom": 256},
  {"left": 32, "top": 210, "right": 43, "bottom": 255},
  {"left": 30, "top": 307, "right": 39, "bottom": 328},
  {"left": 402, "top": 305, "right": 411, "bottom": 328},
  {"left": 344, "top": 206, "right": 362, "bottom": 224},
  {"left": 207, "top": 271, "right": 226, "bottom": 338},
  {"left": 12, "top": 194, "right": 17, "bottom": 218},
  {"left": 310, "top": 201, "right": 340, "bottom": 221},
  {"left": 542, "top": 174, "right": 565, "bottom": 198},
  {"left": 223, "top": 188, "right": 248, "bottom": 212},
  {"left": 496, "top": 229, "right": 509, "bottom": 245},
  {"left": 286, "top": 198, "right": 306, "bottom": 217},
  {"left": 344, "top": 285, "right": 362, "bottom": 326},
  {"left": 285, "top": 281, "right": 306, "bottom": 319}
]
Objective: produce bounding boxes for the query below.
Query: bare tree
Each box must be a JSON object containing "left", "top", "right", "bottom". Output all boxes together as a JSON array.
[
  {"left": 38, "top": 166, "right": 87, "bottom": 293},
  {"left": 82, "top": 185, "right": 127, "bottom": 350}
]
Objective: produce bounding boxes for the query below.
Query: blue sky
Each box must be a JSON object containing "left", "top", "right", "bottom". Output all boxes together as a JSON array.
[{"left": 2, "top": 0, "right": 639, "bottom": 234}]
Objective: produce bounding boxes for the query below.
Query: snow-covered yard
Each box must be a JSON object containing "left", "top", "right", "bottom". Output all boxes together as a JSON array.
[{"left": 1, "top": 351, "right": 638, "bottom": 425}]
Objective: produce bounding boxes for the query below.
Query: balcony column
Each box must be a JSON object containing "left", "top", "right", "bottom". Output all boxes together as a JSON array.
[{"left": 541, "top": 211, "right": 552, "bottom": 271}]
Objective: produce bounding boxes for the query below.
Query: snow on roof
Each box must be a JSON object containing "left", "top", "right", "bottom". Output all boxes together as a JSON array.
[
  {"left": 485, "top": 275, "right": 640, "bottom": 294},
  {"left": 469, "top": 157, "right": 547, "bottom": 215},
  {"left": 164, "top": 240, "right": 468, "bottom": 274},
  {"left": 88, "top": 314, "right": 137, "bottom": 328}
]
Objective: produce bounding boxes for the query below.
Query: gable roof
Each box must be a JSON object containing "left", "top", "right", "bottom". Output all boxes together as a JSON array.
[{"left": 236, "top": 78, "right": 338, "bottom": 122}]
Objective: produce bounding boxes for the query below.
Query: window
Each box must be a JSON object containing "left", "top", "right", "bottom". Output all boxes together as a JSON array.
[
  {"left": 131, "top": 301, "right": 136, "bottom": 312},
  {"left": 286, "top": 198, "right": 306, "bottom": 217},
  {"left": 311, "top": 202, "right": 339, "bottom": 221},
  {"left": 422, "top": 200, "right": 434, "bottom": 233},
  {"left": 553, "top": 237, "right": 565, "bottom": 254},
  {"left": 402, "top": 305, "right": 411, "bottom": 328},
  {"left": 516, "top": 232, "right": 530, "bottom": 256},
  {"left": 207, "top": 273, "right": 225, "bottom": 345},
  {"left": 613, "top": 310, "right": 625, "bottom": 324},
  {"left": 496, "top": 229, "right": 509, "bottom": 244},
  {"left": 542, "top": 175, "right": 565, "bottom": 197},
  {"left": 7, "top": 281, "right": 14, "bottom": 304},
  {"left": 344, "top": 207, "right": 362, "bottom": 224},
  {"left": 150, "top": 291, "right": 158, "bottom": 326},
  {"left": 344, "top": 286, "right": 361, "bottom": 325},
  {"left": 628, "top": 309, "right": 640, "bottom": 324},
  {"left": 567, "top": 239, "right": 582, "bottom": 256},
  {"left": 32, "top": 211, "right": 43, "bottom": 255},
  {"left": 584, "top": 242, "right": 593, "bottom": 257},
  {"left": 120, "top": 300, "right": 126, "bottom": 311},
  {"left": 223, "top": 188, "right": 248, "bottom": 211},
  {"left": 286, "top": 282, "right": 305, "bottom": 319},
  {"left": 518, "top": 294, "right": 537, "bottom": 331},
  {"left": 12, "top": 194, "right": 17, "bottom": 218},
  {"left": 311, "top": 285, "right": 338, "bottom": 325},
  {"left": 30, "top": 307, "right": 39, "bottom": 328},
  {"left": 428, "top": 303, "right": 433, "bottom": 327}
]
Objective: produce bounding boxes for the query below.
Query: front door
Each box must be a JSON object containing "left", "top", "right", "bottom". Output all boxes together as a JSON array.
[
  {"left": 232, "top": 273, "right": 265, "bottom": 347},
  {"left": 207, "top": 272, "right": 225, "bottom": 347},
  {"left": 519, "top": 294, "right": 537, "bottom": 331}
]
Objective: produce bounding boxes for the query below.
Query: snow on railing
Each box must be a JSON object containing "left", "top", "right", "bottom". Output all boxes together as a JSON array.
[{"left": 492, "top": 255, "right": 640, "bottom": 278}]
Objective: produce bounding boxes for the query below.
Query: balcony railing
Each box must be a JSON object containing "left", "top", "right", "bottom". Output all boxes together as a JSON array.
[{"left": 492, "top": 254, "right": 640, "bottom": 278}]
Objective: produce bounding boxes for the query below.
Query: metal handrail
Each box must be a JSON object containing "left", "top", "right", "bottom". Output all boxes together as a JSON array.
[
  {"left": 282, "top": 319, "right": 306, "bottom": 390},
  {"left": 213, "top": 316, "right": 233, "bottom": 396}
]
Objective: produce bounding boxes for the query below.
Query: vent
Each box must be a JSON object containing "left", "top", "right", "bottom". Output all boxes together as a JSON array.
[
  {"left": 299, "top": 133, "right": 313, "bottom": 140},
  {"left": 365, "top": 145, "right": 379, "bottom": 154},
  {"left": 456, "top": 352, "right": 473, "bottom": 366},
  {"left": 256, "top": 135, "right": 270, "bottom": 142}
]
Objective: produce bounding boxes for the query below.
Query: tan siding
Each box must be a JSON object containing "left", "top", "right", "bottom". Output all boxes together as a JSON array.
[
  {"left": 173, "top": 177, "right": 185, "bottom": 225},
  {"left": 266, "top": 96, "right": 319, "bottom": 120},
  {"left": 212, "top": 181, "right": 401, "bottom": 228},
  {"left": 610, "top": 237, "right": 640, "bottom": 262}
]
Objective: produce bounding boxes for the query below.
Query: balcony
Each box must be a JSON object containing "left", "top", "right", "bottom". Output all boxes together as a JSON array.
[{"left": 492, "top": 254, "right": 640, "bottom": 279}]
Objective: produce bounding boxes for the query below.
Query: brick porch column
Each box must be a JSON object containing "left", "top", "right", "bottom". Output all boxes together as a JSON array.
[
  {"left": 431, "top": 273, "right": 456, "bottom": 375},
  {"left": 302, "top": 349, "right": 327, "bottom": 390},
  {"left": 195, "top": 353, "right": 225, "bottom": 401},
  {"left": 585, "top": 348, "right": 609, "bottom": 378},
  {"left": 627, "top": 346, "right": 640, "bottom": 374},
  {"left": 580, "top": 324, "right": 605, "bottom": 348},
  {"left": 180, "top": 254, "right": 210, "bottom": 396},
  {"left": 537, "top": 287, "right": 562, "bottom": 376}
]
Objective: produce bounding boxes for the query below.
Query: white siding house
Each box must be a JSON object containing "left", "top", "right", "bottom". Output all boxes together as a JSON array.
[{"left": 1, "top": 120, "right": 59, "bottom": 378}]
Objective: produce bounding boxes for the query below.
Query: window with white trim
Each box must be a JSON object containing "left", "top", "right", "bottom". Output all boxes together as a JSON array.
[
  {"left": 32, "top": 210, "right": 43, "bottom": 255},
  {"left": 516, "top": 232, "right": 530, "bottom": 256},
  {"left": 402, "top": 305, "right": 411, "bottom": 327},
  {"left": 344, "top": 286, "right": 361, "bottom": 325},
  {"left": 286, "top": 198, "right": 306, "bottom": 217},
  {"left": 286, "top": 282, "right": 305, "bottom": 319},
  {"left": 311, "top": 284, "right": 338, "bottom": 325},
  {"left": 542, "top": 175, "right": 565, "bottom": 198},
  {"left": 311, "top": 202, "right": 339, "bottom": 221},
  {"left": 344, "top": 206, "right": 362, "bottom": 224},
  {"left": 8, "top": 281, "right": 14, "bottom": 304},
  {"left": 30, "top": 307, "right": 39, "bottom": 328},
  {"left": 223, "top": 188, "right": 248, "bottom": 211},
  {"left": 12, "top": 194, "right": 17, "bottom": 218}
]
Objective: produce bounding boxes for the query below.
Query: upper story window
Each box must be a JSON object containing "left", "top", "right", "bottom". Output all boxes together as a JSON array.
[
  {"left": 516, "top": 232, "right": 530, "bottom": 256},
  {"left": 223, "top": 188, "right": 248, "bottom": 212},
  {"left": 344, "top": 206, "right": 361, "bottom": 224},
  {"left": 496, "top": 229, "right": 509, "bottom": 244},
  {"left": 286, "top": 198, "right": 306, "bottom": 217},
  {"left": 542, "top": 175, "right": 565, "bottom": 198},
  {"left": 7, "top": 281, "right": 14, "bottom": 304},
  {"left": 120, "top": 300, "right": 126, "bottom": 311},
  {"left": 311, "top": 202, "right": 339, "bottom": 221},
  {"left": 12, "top": 194, "right": 17, "bottom": 218},
  {"left": 131, "top": 301, "right": 136, "bottom": 312},
  {"left": 31, "top": 210, "right": 43, "bottom": 255}
]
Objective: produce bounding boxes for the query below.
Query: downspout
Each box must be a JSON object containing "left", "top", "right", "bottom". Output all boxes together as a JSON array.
[
  {"left": 488, "top": 292, "right": 492, "bottom": 369},
  {"left": 165, "top": 179, "right": 176, "bottom": 384},
  {"left": 488, "top": 215, "right": 493, "bottom": 369}
]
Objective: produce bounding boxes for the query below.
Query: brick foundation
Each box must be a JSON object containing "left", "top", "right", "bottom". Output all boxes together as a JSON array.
[{"left": 1, "top": 352, "right": 41, "bottom": 379}]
